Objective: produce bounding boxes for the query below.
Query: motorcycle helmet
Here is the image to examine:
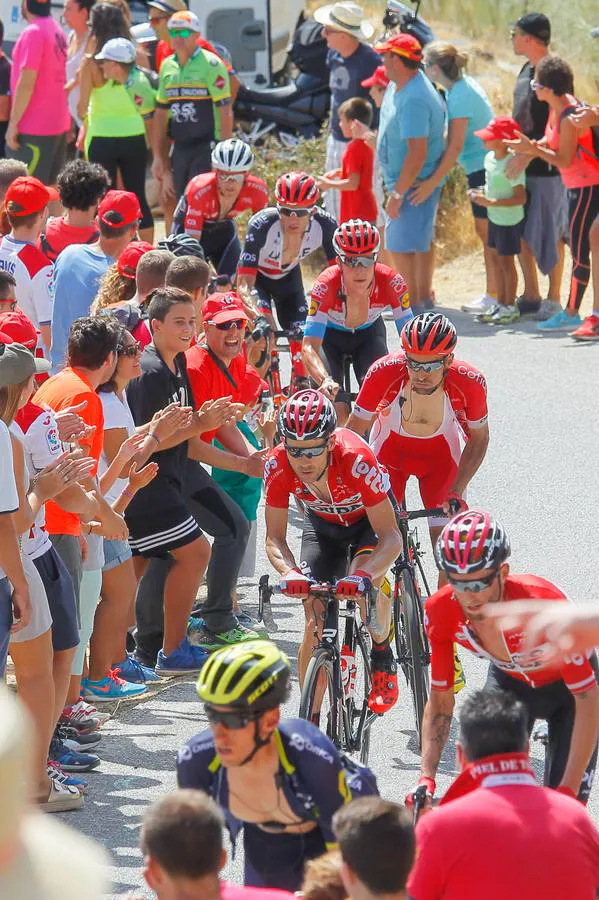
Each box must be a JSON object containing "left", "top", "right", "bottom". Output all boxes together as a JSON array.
[
  {"left": 401, "top": 312, "right": 457, "bottom": 356},
  {"left": 274, "top": 171, "right": 319, "bottom": 208},
  {"left": 211, "top": 138, "right": 254, "bottom": 173}
]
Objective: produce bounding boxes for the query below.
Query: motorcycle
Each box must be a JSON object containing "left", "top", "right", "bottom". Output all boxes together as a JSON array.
[{"left": 383, "top": 0, "right": 435, "bottom": 46}]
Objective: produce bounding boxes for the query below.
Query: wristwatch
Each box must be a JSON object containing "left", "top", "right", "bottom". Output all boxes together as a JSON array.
[{"left": 390, "top": 190, "right": 404, "bottom": 201}]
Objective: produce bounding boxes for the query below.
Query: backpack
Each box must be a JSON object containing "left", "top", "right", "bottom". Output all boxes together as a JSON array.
[
  {"left": 288, "top": 18, "right": 330, "bottom": 83},
  {"left": 559, "top": 103, "right": 599, "bottom": 163}
]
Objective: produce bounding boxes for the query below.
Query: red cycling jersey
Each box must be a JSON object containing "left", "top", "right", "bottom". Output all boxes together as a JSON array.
[
  {"left": 304, "top": 263, "right": 411, "bottom": 339},
  {"left": 264, "top": 428, "right": 390, "bottom": 527},
  {"left": 425, "top": 574, "right": 598, "bottom": 694},
  {"left": 173, "top": 172, "right": 269, "bottom": 238}
]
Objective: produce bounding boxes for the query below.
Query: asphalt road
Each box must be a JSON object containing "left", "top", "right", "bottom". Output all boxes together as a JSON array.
[{"left": 60, "top": 308, "right": 599, "bottom": 897}]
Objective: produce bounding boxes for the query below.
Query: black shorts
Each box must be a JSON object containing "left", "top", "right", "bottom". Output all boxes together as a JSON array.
[
  {"left": 8, "top": 132, "right": 67, "bottom": 185},
  {"left": 243, "top": 823, "right": 326, "bottom": 891},
  {"left": 33, "top": 546, "right": 79, "bottom": 652},
  {"left": 255, "top": 267, "right": 307, "bottom": 332},
  {"left": 487, "top": 219, "right": 523, "bottom": 256},
  {"left": 484, "top": 658, "right": 599, "bottom": 804},
  {"left": 323, "top": 317, "right": 388, "bottom": 404},
  {"left": 300, "top": 512, "right": 377, "bottom": 583},
  {"left": 126, "top": 481, "right": 203, "bottom": 558},
  {"left": 467, "top": 169, "right": 487, "bottom": 220},
  {"left": 172, "top": 140, "right": 212, "bottom": 199},
  {"left": 201, "top": 218, "right": 241, "bottom": 276}
]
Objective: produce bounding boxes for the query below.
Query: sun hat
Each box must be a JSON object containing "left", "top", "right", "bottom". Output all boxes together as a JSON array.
[{"left": 313, "top": 2, "right": 374, "bottom": 41}]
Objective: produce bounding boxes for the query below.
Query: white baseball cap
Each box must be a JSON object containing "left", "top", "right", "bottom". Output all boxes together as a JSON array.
[
  {"left": 95, "top": 37, "right": 137, "bottom": 64},
  {"left": 167, "top": 9, "right": 202, "bottom": 32}
]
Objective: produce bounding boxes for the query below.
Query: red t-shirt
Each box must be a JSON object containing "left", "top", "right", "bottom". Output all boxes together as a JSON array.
[
  {"left": 185, "top": 344, "right": 254, "bottom": 442},
  {"left": 408, "top": 780, "right": 599, "bottom": 899},
  {"left": 38, "top": 217, "right": 99, "bottom": 263},
  {"left": 156, "top": 36, "right": 234, "bottom": 72},
  {"left": 340, "top": 138, "right": 376, "bottom": 224}
]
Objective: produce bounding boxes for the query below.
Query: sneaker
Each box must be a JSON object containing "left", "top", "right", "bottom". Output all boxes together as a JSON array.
[
  {"left": 453, "top": 645, "right": 466, "bottom": 695},
  {"left": 491, "top": 304, "right": 520, "bottom": 325},
  {"left": 537, "top": 310, "right": 582, "bottom": 332},
  {"left": 49, "top": 733, "right": 100, "bottom": 772},
  {"left": 60, "top": 700, "right": 111, "bottom": 730},
  {"left": 38, "top": 777, "right": 84, "bottom": 813},
  {"left": 113, "top": 655, "right": 160, "bottom": 684},
  {"left": 188, "top": 623, "right": 259, "bottom": 651},
  {"left": 59, "top": 726, "right": 102, "bottom": 751},
  {"left": 81, "top": 670, "right": 148, "bottom": 703},
  {"left": 368, "top": 653, "right": 399, "bottom": 715},
  {"left": 572, "top": 314, "right": 599, "bottom": 342},
  {"left": 476, "top": 303, "right": 500, "bottom": 323},
  {"left": 534, "top": 299, "right": 563, "bottom": 321},
  {"left": 187, "top": 615, "right": 206, "bottom": 634},
  {"left": 155, "top": 637, "right": 209, "bottom": 675},
  {"left": 461, "top": 294, "right": 496, "bottom": 314},
  {"left": 235, "top": 609, "right": 258, "bottom": 628},
  {"left": 516, "top": 295, "right": 541, "bottom": 315},
  {"left": 47, "top": 761, "right": 88, "bottom": 794}
]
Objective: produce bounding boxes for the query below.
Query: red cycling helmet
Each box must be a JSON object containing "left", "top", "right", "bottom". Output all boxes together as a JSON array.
[
  {"left": 435, "top": 510, "right": 511, "bottom": 576},
  {"left": 278, "top": 389, "right": 337, "bottom": 441},
  {"left": 401, "top": 312, "right": 457, "bottom": 357},
  {"left": 275, "top": 171, "right": 320, "bottom": 208},
  {"left": 333, "top": 219, "right": 381, "bottom": 257}
]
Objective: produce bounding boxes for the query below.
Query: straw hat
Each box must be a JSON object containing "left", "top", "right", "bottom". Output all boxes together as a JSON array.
[{"left": 313, "top": 2, "right": 374, "bottom": 41}]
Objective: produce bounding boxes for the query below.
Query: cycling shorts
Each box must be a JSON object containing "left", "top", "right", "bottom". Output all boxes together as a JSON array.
[
  {"left": 322, "top": 317, "right": 388, "bottom": 405},
  {"left": 300, "top": 511, "right": 377, "bottom": 584},
  {"left": 484, "top": 658, "right": 599, "bottom": 804},
  {"left": 243, "top": 823, "right": 326, "bottom": 891},
  {"left": 201, "top": 219, "right": 241, "bottom": 276},
  {"left": 386, "top": 436, "right": 457, "bottom": 528},
  {"left": 255, "top": 268, "right": 307, "bottom": 332}
]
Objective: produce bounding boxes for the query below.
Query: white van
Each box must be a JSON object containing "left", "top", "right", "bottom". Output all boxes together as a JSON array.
[{"left": 1, "top": 0, "right": 306, "bottom": 88}]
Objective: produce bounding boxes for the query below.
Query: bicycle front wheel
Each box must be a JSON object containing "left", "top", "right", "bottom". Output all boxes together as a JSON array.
[
  {"left": 394, "top": 568, "right": 429, "bottom": 746},
  {"left": 299, "top": 648, "right": 342, "bottom": 748}
]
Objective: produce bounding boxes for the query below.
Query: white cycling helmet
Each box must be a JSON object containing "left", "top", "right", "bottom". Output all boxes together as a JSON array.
[{"left": 211, "top": 139, "right": 254, "bottom": 173}]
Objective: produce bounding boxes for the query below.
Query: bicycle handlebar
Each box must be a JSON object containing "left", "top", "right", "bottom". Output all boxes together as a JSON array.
[
  {"left": 412, "top": 784, "right": 429, "bottom": 822},
  {"left": 272, "top": 581, "right": 361, "bottom": 596},
  {"left": 398, "top": 507, "right": 447, "bottom": 521}
]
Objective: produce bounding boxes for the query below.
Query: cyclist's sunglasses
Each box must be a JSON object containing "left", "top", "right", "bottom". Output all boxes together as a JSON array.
[
  {"left": 448, "top": 571, "right": 498, "bottom": 593},
  {"left": 285, "top": 441, "right": 328, "bottom": 458},
  {"left": 406, "top": 356, "right": 446, "bottom": 373},
  {"left": 338, "top": 254, "right": 377, "bottom": 268},
  {"left": 277, "top": 205, "right": 313, "bottom": 218},
  {"left": 204, "top": 705, "right": 260, "bottom": 729},
  {"left": 168, "top": 27, "right": 194, "bottom": 38},
  {"left": 214, "top": 319, "right": 247, "bottom": 331},
  {"left": 118, "top": 341, "right": 142, "bottom": 358},
  {"left": 217, "top": 172, "right": 245, "bottom": 182}
]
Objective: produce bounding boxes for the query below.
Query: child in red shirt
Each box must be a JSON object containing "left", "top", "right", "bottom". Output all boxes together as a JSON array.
[{"left": 316, "top": 97, "right": 377, "bottom": 224}]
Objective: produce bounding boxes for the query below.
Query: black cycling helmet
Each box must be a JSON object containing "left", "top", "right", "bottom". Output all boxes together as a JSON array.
[
  {"left": 157, "top": 233, "right": 206, "bottom": 259},
  {"left": 401, "top": 312, "right": 457, "bottom": 357},
  {"left": 278, "top": 389, "right": 337, "bottom": 442}
]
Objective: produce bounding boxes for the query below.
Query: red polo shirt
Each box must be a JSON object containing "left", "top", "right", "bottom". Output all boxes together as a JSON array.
[{"left": 185, "top": 344, "right": 252, "bottom": 442}]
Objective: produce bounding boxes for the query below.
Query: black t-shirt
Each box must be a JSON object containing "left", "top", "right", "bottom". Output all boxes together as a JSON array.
[
  {"left": 327, "top": 43, "right": 380, "bottom": 142},
  {"left": 512, "top": 61, "right": 556, "bottom": 177},
  {"left": 126, "top": 343, "right": 194, "bottom": 494}
]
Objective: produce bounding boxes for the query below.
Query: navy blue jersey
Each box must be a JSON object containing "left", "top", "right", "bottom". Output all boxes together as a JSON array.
[{"left": 238, "top": 208, "right": 337, "bottom": 280}]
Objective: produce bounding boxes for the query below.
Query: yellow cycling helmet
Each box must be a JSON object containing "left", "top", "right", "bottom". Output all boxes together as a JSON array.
[{"left": 197, "top": 640, "right": 291, "bottom": 711}]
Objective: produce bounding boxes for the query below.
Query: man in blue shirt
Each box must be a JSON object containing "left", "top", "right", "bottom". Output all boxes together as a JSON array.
[
  {"left": 314, "top": 2, "right": 379, "bottom": 221},
  {"left": 376, "top": 34, "right": 446, "bottom": 312},
  {"left": 50, "top": 190, "right": 140, "bottom": 372}
]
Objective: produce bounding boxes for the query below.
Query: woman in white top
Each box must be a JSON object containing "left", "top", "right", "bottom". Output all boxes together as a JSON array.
[{"left": 64, "top": 0, "right": 95, "bottom": 132}]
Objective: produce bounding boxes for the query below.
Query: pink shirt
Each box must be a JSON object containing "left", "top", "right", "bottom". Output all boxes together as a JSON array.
[{"left": 10, "top": 16, "right": 69, "bottom": 135}]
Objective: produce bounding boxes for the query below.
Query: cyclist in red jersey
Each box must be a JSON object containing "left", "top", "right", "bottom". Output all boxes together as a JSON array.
[
  {"left": 409, "top": 510, "right": 599, "bottom": 808},
  {"left": 172, "top": 139, "right": 268, "bottom": 278},
  {"left": 264, "top": 390, "right": 402, "bottom": 715},
  {"left": 302, "top": 220, "right": 412, "bottom": 425},
  {"left": 347, "top": 312, "right": 489, "bottom": 553}
]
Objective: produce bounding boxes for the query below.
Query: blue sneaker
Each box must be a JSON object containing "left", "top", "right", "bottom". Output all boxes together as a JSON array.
[
  {"left": 114, "top": 655, "right": 160, "bottom": 683},
  {"left": 188, "top": 615, "right": 206, "bottom": 634},
  {"left": 49, "top": 734, "right": 100, "bottom": 772},
  {"left": 155, "top": 638, "right": 209, "bottom": 676},
  {"left": 48, "top": 761, "right": 89, "bottom": 794},
  {"left": 537, "top": 310, "right": 582, "bottom": 331},
  {"left": 81, "top": 671, "right": 148, "bottom": 702}
]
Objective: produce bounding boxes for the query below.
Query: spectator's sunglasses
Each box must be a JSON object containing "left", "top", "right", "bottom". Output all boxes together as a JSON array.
[
  {"left": 214, "top": 319, "right": 247, "bottom": 331},
  {"left": 204, "top": 705, "right": 261, "bottom": 729},
  {"left": 285, "top": 441, "right": 328, "bottom": 458},
  {"left": 168, "top": 27, "right": 193, "bottom": 38},
  {"left": 406, "top": 356, "right": 446, "bottom": 373},
  {"left": 118, "top": 341, "right": 142, "bottom": 358},
  {"left": 447, "top": 571, "right": 498, "bottom": 594},
  {"left": 337, "top": 254, "right": 377, "bottom": 268},
  {"left": 277, "top": 205, "right": 314, "bottom": 218},
  {"left": 530, "top": 78, "right": 545, "bottom": 91}
]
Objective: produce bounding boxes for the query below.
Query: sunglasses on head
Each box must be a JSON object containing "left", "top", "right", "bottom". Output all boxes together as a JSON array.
[
  {"left": 277, "top": 205, "right": 313, "bottom": 218},
  {"left": 214, "top": 319, "right": 246, "bottom": 331},
  {"left": 205, "top": 705, "right": 260, "bottom": 729},
  {"left": 168, "top": 27, "right": 193, "bottom": 38},
  {"left": 285, "top": 441, "right": 328, "bottom": 459},
  {"left": 406, "top": 356, "right": 446, "bottom": 373},
  {"left": 118, "top": 341, "right": 142, "bottom": 358},
  {"left": 338, "top": 254, "right": 377, "bottom": 268},
  {"left": 448, "top": 571, "right": 498, "bottom": 594}
]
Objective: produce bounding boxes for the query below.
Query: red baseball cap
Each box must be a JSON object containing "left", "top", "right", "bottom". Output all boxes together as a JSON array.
[
  {"left": 98, "top": 190, "right": 141, "bottom": 229},
  {"left": 5, "top": 176, "right": 59, "bottom": 216},
  {"left": 236, "top": 367, "right": 269, "bottom": 407},
  {"left": 0, "top": 310, "right": 38, "bottom": 350},
  {"left": 361, "top": 65, "right": 389, "bottom": 89},
  {"left": 202, "top": 292, "right": 248, "bottom": 325},
  {"left": 474, "top": 116, "right": 522, "bottom": 142},
  {"left": 117, "top": 241, "right": 155, "bottom": 279},
  {"left": 374, "top": 33, "right": 422, "bottom": 62}
]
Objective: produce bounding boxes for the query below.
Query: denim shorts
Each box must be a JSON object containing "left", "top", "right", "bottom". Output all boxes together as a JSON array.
[
  {"left": 102, "top": 538, "right": 132, "bottom": 572},
  {"left": 385, "top": 186, "right": 441, "bottom": 253},
  {"left": 0, "top": 577, "right": 12, "bottom": 677}
]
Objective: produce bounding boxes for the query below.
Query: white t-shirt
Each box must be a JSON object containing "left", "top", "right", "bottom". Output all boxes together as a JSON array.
[
  {"left": 0, "top": 235, "right": 53, "bottom": 336},
  {"left": 0, "top": 420, "right": 19, "bottom": 579},
  {"left": 98, "top": 391, "right": 136, "bottom": 505}
]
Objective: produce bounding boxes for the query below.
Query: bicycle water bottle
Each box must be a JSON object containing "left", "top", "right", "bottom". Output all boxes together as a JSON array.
[{"left": 340, "top": 645, "right": 356, "bottom": 699}]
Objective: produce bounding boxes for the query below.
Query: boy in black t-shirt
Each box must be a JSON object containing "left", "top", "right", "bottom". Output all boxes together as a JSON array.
[{"left": 126, "top": 287, "right": 235, "bottom": 674}]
